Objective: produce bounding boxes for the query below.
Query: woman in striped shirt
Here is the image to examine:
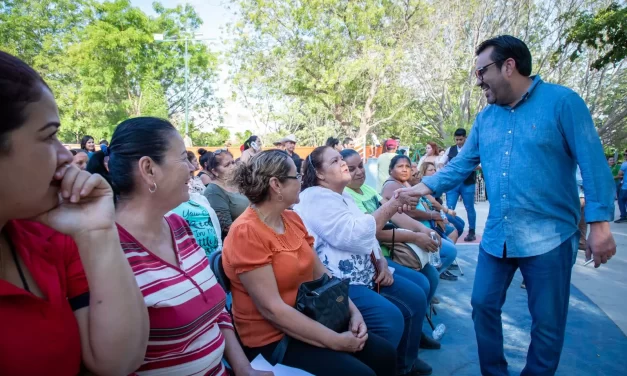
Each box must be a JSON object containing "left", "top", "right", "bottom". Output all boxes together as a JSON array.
[{"left": 104, "top": 117, "right": 272, "bottom": 376}]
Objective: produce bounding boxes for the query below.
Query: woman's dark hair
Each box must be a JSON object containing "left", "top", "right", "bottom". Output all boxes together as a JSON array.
[
  {"left": 0, "top": 50, "right": 50, "bottom": 154},
  {"left": 201, "top": 149, "right": 233, "bottom": 178},
  {"left": 105, "top": 117, "right": 178, "bottom": 196},
  {"left": 80, "top": 135, "right": 94, "bottom": 151},
  {"left": 476, "top": 35, "right": 532, "bottom": 77},
  {"left": 243, "top": 135, "right": 259, "bottom": 150},
  {"left": 302, "top": 146, "right": 330, "bottom": 190},
  {"left": 86, "top": 150, "right": 111, "bottom": 183},
  {"left": 231, "top": 150, "right": 292, "bottom": 204},
  {"left": 340, "top": 148, "right": 360, "bottom": 160},
  {"left": 389, "top": 154, "right": 412, "bottom": 174},
  {"left": 325, "top": 137, "right": 340, "bottom": 148},
  {"left": 197, "top": 148, "right": 211, "bottom": 169}
]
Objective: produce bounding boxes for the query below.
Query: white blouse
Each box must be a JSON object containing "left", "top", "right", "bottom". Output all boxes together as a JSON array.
[{"left": 293, "top": 186, "right": 379, "bottom": 286}]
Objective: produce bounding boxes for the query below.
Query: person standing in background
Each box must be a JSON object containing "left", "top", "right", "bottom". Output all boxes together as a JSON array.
[
  {"left": 343, "top": 137, "right": 355, "bottom": 149},
  {"left": 439, "top": 128, "right": 478, "bottom": 242},
  {"left": 80, "top": 135, "right": 95, "bottom": 158},
  {"left": 608, "top": 156, "right": 621, "bottom": 199},
  {"left": 377, "top": 139, "right": 398, "bottom": 191},
  {"left": 400, "top": 35, "right": 616, "bottom": 376},
  {"left": 615, "top": 151, "right": 627, "bottom": 223},
  {"left": 282, "top": 134, "right": 303, "bottom": 173},
  {"left": 240, "top": 135, "right": 263, "bottom": 163}
]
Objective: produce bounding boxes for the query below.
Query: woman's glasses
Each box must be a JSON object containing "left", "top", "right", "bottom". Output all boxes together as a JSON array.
[{"left": 284, "top": 173, "right": 303, "bottom": 182}]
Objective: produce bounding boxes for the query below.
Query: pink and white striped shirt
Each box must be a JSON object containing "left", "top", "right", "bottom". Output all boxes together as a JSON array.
[{"left": 118, "top": 213, "right": 232, "bottom": 376}]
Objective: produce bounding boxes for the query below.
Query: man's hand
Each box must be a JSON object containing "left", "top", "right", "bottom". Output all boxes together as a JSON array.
[
  {"left": 586, "top": 222, "right": 616, "bottom": 268},
  {"left": 394, "top": 183, "right": 433, "bottom": 212}
]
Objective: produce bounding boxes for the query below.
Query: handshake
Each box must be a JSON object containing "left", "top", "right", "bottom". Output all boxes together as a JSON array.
[{"left": 390, "top": 183, "right": 432, "bottom": 214}]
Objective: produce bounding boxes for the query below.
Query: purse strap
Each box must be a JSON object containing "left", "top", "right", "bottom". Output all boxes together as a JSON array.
[{"left": 269, "top": 335, "right": 290, "bottom": 365}]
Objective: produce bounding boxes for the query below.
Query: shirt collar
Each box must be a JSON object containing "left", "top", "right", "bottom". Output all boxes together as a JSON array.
[{"left": 502, "top": 75, "right": 542, "bottom": 110}]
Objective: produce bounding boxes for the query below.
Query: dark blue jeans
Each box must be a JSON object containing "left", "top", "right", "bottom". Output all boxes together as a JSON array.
[
  {"left": 446, "top": 213, "right": 465, "bottom": 236},
  {"left": 618, "top": 189, "right": 627, "bottom": 219},
  {"left": 471, "top": 235, "right": 577, "bottom": 376},
  {"left": 447, "top": 183, "right": 477, "bottom": 231},
  {"left": 350, "top": 268, "right": 429, "bottom": 374},
  {"left": 439, "top": 237, "right": 457, "bottom": 274}
]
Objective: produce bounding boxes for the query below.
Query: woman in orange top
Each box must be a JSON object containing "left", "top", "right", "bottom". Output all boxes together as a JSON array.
[{"left": 222, "top": 150, "right": 396, "bottom": 376}]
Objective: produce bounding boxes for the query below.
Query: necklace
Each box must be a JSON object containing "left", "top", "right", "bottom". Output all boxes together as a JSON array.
[{"left": 251, "top": 205, "right": 286, "bottom": 234}]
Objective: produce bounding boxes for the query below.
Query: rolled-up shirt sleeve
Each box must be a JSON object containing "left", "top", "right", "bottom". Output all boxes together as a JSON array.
[
  {"left": 422, "top": 123, "right": 481, "bottom": 195},
  {"left": 559, "top": 93, "right": 614, "bottom": 222}
]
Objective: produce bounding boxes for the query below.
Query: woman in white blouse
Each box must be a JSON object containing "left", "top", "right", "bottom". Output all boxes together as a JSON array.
[{"left": 294, "top": 146, "right": 434, "bottom": 376}]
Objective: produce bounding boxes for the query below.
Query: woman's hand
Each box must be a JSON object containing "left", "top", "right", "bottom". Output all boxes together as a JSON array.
[
  {"left": 241, "top": 369, "right": 274, "bottom": 376},
  {"left": 374, "top": 258, "right": 394, "bottom": 286},
  {"left": 448, "top": 209, "right": 457, "bottom": 217},
  {"left": 34, "top": 164, "right": 115, "bottom": 237},
  {"left": 331, "top": 331, "right": 368, "bottom": 353},
  {"left": 413, "top": 232, "right": 439, "bottom": 252},
  {"left": 349, "top": 309, "right": 368, "bottom": 339}
]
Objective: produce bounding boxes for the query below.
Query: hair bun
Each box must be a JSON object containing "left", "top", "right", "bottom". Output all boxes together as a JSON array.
[{"left": 197, "top": 148, "right": 207, "bottom": 156}]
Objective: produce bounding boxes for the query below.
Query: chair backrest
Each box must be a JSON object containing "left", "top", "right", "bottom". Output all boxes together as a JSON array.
[{"left": 209, "top": 251, "right": 231, "bottom": 294}]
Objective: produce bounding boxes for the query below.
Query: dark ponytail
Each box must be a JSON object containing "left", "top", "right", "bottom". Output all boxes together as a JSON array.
[
  {"left": 301, "top": 146, "right": 330, "bottom": 191},
  {"left": 106, "top": 117, "right": 178, "bottom": 196}
]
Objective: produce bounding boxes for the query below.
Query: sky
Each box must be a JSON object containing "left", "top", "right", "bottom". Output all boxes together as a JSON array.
[{"left": 131, "top": 0, "right": 260, "bottom": 136}]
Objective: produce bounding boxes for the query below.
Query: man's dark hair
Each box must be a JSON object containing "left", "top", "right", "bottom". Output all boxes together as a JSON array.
[
  {"left": 476, "top": 35, "right": 532, "bottom": 77},
  {"left": 454, "top": 128, "right": 467, "bottom": 137},
  {"left": 342, "top": 137, "right": 353, "bottom": 146},
  {"left": 325, "top": 137, "right": 340, "bottom": 148}
]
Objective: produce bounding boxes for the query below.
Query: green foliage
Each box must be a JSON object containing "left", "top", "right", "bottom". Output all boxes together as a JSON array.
[
  {"left": 560, "top": 2, "right": 627, "bottom": 70},
  {"left": 229, "top": 0, "right": 426, "bottom": 139},
  {"left": 0, "top": 0, "right": 221, "bottom": 143}
]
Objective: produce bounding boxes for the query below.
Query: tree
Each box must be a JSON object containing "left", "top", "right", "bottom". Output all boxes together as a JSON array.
[
  {"left": 228, "top": 0, "right": 427, "bottom": 140},
  {"left": 560, "top": 2, "right": 627, "bottom": 70},
  {"left": 0, "top": 0, "right": 222, "bottom": 143}
]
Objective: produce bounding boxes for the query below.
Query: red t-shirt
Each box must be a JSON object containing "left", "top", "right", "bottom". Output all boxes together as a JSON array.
[{"left": 0, "top": 220, "right": 90, "bottom": 376}]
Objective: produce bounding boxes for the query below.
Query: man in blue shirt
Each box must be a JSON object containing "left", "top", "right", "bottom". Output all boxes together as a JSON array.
[{"left": 401, "top": 36, "right": 616, "bottom": 375}]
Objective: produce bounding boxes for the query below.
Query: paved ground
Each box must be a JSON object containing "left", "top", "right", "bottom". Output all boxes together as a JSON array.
[{"left": 420, "top": 245, "right": 627, "bottom": 376}]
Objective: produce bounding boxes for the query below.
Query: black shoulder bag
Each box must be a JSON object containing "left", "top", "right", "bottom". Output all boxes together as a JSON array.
[{"left": 269, "top": 274, "right": 351, "bottom": 365}]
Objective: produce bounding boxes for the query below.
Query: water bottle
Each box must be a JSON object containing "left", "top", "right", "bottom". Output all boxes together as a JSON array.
[
  {"left": 432, "top": 323, "right": 446, "bottom": 341},
  {"left": 429, "top": 232, "right": 442, "bottom": 268}
]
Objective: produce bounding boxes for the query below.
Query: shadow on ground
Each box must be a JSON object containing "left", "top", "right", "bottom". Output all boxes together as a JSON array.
[{"left": 421, "top": 246, "right": 627, "bottom": 376}]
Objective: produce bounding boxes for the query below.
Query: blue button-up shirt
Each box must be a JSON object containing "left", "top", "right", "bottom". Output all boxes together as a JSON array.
[{"left": 422, "top": 76, "right": 614, "bottom": 258}]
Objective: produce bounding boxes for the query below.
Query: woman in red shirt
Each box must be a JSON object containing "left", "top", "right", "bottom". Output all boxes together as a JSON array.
[{"left": 0, "top": 51, "right": 149, "bottom": 375}]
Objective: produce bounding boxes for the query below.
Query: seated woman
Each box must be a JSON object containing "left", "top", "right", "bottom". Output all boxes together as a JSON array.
[
  {"left": 197, "top": 148, "right": 213, "bottom": 186},
  {"left": 0, "top": 50, "right": 148, "bottom": 375},
  {"left": 103, "top": 117, "right": 269, "bottom": 376},
  {"left": 341, "top": 149, "right": 440, "bottom": 304},
  {"left": 203, "top": 149, "right": 250, "bottom": 239},
  {"left": 381, "top": 156, "right": 459, "bottom": 282},
  {"left": 223, "top": 150, "right": 397, "bottom": 376},
  {"left": 418, "top": 162, "right": 465, "bottom": 238},
  {"left": 169, "top": 151, "right": 222, "bottom": 257},
  {"left": 294, "top": 146, "right": 434, "bottom": 376}
]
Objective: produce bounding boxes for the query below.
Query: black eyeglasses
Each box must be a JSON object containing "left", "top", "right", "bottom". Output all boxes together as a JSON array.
[
  {"left": 284, "top": 173, "right": 303, "bottom": 182},
  {"left": 475, "top": 61, "right": 501, "bottom": 81}
]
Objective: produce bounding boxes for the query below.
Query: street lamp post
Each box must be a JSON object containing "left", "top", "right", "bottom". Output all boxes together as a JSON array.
[{"left": 154, "top": 28, "right": 212, "bottom": 143}]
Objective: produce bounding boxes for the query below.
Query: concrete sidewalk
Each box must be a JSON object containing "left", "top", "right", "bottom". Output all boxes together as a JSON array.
[{"left": 455, "top": 201, "right": 627, "bottom": 336}]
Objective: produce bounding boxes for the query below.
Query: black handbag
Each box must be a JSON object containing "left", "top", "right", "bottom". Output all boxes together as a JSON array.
[{"left": 270, "top": 274, "right": 351, "bottom": 365}]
